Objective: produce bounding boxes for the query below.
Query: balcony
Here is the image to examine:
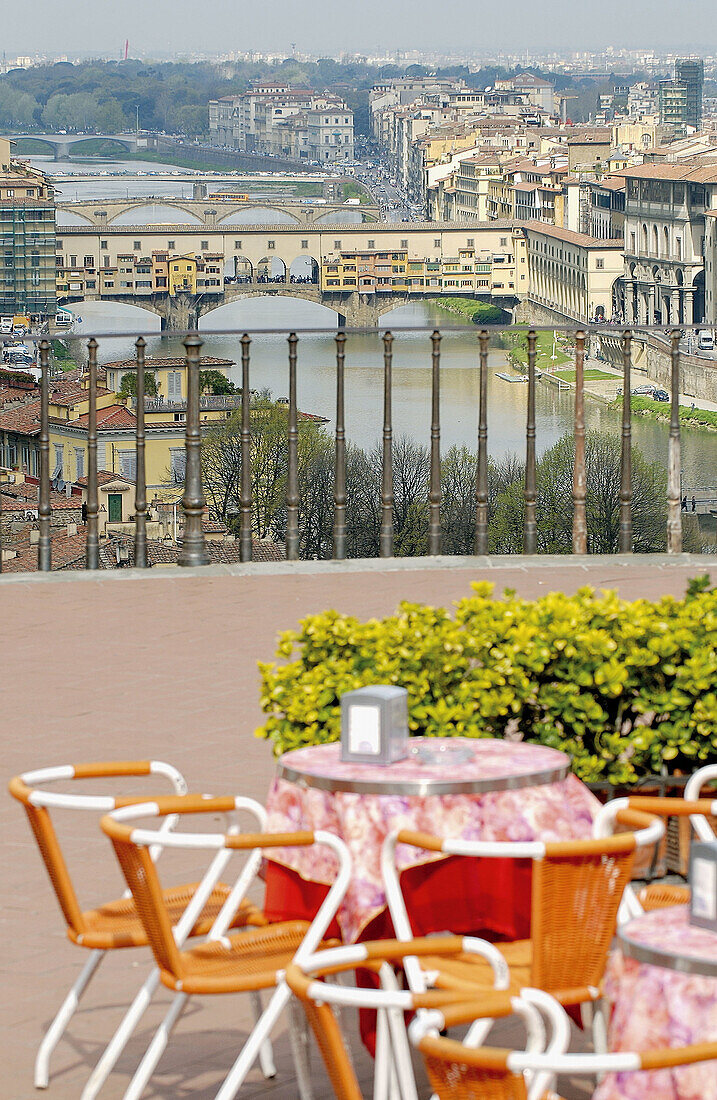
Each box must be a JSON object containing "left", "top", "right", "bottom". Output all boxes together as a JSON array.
[{"left": 2, "top": 324, "right": 716, "bottom": 1098}]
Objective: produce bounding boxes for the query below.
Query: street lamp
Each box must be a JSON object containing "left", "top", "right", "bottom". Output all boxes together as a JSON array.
[{"left": 135, "top": 105, "right": 140, "bottom": 136}]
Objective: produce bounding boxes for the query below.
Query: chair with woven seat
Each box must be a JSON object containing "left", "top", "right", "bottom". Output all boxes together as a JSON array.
[
  {"left": 408, "top": 993, "right": 717, "bottom": 1100},
  {"left": 101, "top": 794, "right": 352, "bottom": 1100},
  {"left": 612, "top": 792, "right": 717, "bottom": 916},
  {"left": 9, "top": 760, "right": 265, "bottom": 1092},
  {"left": 285, "top": 938, "right": 571, "bottom": 1100},
  {"left": 381, "top": 803, "right": 663, "bottom": 1051}
]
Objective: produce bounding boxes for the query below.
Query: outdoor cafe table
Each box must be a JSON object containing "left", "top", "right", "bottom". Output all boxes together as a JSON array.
[
  {"left": 262, "top": 737, "right": 600, "bottom": 946},
  {"left": 595, "top": 905, "right": 717, "bottom": 1100}
]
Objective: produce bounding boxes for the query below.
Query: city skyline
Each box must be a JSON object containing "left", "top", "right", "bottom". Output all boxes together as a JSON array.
[{"left": 4, "top": 0, "right": 717, "bottom": 59}]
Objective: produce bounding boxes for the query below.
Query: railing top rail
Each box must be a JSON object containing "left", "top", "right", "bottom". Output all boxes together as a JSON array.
[{"left": 4, "top": 323, "right": 714, "bottom": 343}]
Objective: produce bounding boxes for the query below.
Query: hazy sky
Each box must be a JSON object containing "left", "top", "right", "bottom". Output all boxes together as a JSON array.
[{"left": 5, "top": 0, "right": 716, "bottom": 58}]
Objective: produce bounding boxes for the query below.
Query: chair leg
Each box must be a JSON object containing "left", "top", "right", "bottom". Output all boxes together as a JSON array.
[
  {"left": 35, "top": 948, "right": 105, "bottom": 1089},
  {"left": 214, "top": 984, "right": 289, "bottom": 1100},
  {"left": 591, "top": 999, "right": 608, "bottom": 1056},
  {"left": 122, "top": 991, "right": 188, "bottom": 1100},
  {"left": 373, "top": 1008, "right": 391, "bottom": 1100},
  {"left": 378, "top": 965, "right": 419, "bottom": 1100},
  {"left": 80, "top": 969, "right": 160, "bottom": 1100},
  {"left": 287, "top": 994, "right": 314, "bottom": 1100},
  {"left": 248, "top": 990, "right": 276, "bottom": 1080}
]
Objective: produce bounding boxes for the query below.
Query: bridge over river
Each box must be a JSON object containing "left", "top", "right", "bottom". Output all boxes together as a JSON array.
[
  {"left": 55, "top": 219, "right": 523, "bottom": 328},
  {"left": 57, "top": 197, "right": 380, "bottom": 226}
]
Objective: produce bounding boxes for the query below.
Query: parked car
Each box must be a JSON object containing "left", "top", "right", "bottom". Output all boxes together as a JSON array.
[
  {"left": 632, "top": 384, "right": 657, "bottom": 396},
  {"left": 652, "top": 389, "right": 670, "bottom": 402}
]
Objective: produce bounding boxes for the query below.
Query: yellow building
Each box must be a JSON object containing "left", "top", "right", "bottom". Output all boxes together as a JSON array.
[
  {"left": 104, "top": 356, "right": 234, "bottom": 404},
  {"left": 168, "top": 255, "right": 197, "bottom": 295}
]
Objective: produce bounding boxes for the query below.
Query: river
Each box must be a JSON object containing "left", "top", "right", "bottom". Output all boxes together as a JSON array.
[{"left": 28, "top": 156, "right": 717, "bottom": 484}]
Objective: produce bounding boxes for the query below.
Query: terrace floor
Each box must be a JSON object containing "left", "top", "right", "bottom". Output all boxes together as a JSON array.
[{"left": 3, "top": 554, "right": 715, "bottom": 1100}]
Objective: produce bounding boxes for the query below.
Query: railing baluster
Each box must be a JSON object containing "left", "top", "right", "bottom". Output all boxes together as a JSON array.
[
  {"left": 380, "top": 330, "right": 394, "bottom": 557},
  {"left": 619, "top": 330, "right": 633, "bottom": 553},
  {"left": 667, "top": 329, "right": 682, "bottom": 553},
  {"left": 524, "top": 329, "right": 537, "bottom": 554},
  {"left": 475, "top": 329, "right": 489, "bottom": 554},
  {"left": 285, "top": 332, "right": 299, "bottom": 560},
  {"left": 333, "top": 331, "right": 347, "bottom": 560},
  {"left": 428, "top": 329, "right": 442, "bottom": 555},
  {"left": 134, "top": 336, "right": 147, "bottom": 568},
  {"left": 85, "top": 338, "right": 100, "bottom": 569},
  {"left": 572, "top": 329, "right": 587, "bottom": 554},
  {"left": 239, "top": 333, "right": 253, "bottom": 562},
  {"left": 38, "top": 339, "right": 51, "bottom": 571},
  {"left": 179, "top": 333, "right": 209, "bottom": 566}
]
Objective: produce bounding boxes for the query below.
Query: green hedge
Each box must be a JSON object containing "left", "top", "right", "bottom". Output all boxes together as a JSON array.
[{"left": 256, "top": 580, "right": 717, "bottom": 784}]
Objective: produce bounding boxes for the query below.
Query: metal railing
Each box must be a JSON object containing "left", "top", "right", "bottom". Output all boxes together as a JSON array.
[{"left": 0, "top": 323, "right": 705, "bottom": 574}]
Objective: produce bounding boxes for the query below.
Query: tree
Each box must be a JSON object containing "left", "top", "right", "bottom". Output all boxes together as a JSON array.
[
  {"left": 0, "top": 86, "right": 39, "bottom": 128},
  {"left": 118, "top": 371, "right": 157, "bottom": 399},
  {"left": 489, "top": 432, "right": 669, "bottom": 554},
  {"left": 199, "top": 369, "right": 235, "bottom": 395},
  {"left": 95, "top": 97, "right": 126, "bottom": 132}
]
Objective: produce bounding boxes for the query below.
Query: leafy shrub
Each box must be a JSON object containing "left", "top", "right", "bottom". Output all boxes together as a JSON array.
[{"left": 256, "top": 581, "right": 717, "bottom": 784}]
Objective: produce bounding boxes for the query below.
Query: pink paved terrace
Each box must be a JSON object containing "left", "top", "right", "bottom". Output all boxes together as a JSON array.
[{"left": 2, "top": 554, "right": 715, "bottom": 1099}]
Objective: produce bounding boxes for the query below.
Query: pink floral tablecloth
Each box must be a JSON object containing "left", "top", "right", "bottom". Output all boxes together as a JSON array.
[
  {"left": 595, "top": 906, "right": 717, "bottom": 1100},
  {"left": 265, "top": 738, "right": 600, "bottom": 942}
]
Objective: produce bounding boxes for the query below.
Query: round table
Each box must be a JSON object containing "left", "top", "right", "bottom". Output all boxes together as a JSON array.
[
  {"left": 264, "top": 737, "right": 599, "bottom": 943},
  {"left": 595, "top": 906, "right": 717, "bottom": 1100}
]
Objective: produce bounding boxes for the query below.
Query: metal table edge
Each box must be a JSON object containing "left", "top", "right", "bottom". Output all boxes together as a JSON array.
[
  {"left": 618, "top": 931, "right": 717, "bottom": 978},
  {"left": 274, "top": 761, "right": 571, "bottom": 796}
]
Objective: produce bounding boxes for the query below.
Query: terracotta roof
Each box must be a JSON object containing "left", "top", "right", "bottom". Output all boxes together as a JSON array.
[
  {"left": 0, "top": 398, "right": 41, "bottom": 436},
  {"left": 96, "top": 534, "right": 286, "bottom": 569},
  {"left": 2, "top": 526, "right": 88, "bottom": 572},
  {"left": 616, "top": 162, "right": 717, "bottom": 183},
  {"left": 75, "top": 470, "right": 134, "bottom": 487},
  {"left": 70, "top": 405, "right": 137, "bottom": 430},
  {"left": 522, "top": 221, "right": 624, "bottom": 248},
  {"left": 102, "top": 356, "right": 234, "bottom": 370}
]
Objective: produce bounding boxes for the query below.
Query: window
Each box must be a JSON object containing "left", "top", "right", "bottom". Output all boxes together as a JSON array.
[
  {"left": 596, "top": 258, "right": 604, "bottom": 269},
  {"left": 103, "top": 256, "right": 111, "bottom": 269},
  {"left": 133, "top": 240, "right": 141, "bottom": 251},
  {"left": 53, "top": 444, "right": 63, "bottom": 478},
  {"left": 70, "top": 255, "right": 77, "bottom": 267},
  {"left": 334, "top": 240, "right": 341, "bottom": 249},
  {"left": 401, "top": 239, "right": 408, "bottom": 248},
  {"left": 301, "top": 239, "right": 309, "bottom": 249},
  {"left": 75, "top": 448, "right": 85, "bottom": 480},
  {"left": 84, "top": 255, "right": 94, "bottom": 267},
  {"left": 434, "top": 239, "right": 441, "bottom": 248},
  {"left": 500, "top": 237, "right": 507, "bottom": 246},
  {"left": 234, "top": 240, "right": 242, "bottom": 249},
  {"left": 267, "top": 240, "right": 275, "bottom": 249},
  {"left": 167, "top": 370, "right": 182, "bottom": 401},
  {"left": 118, "top": 450, "right": 136, "bottom": 480},
  {"left": 201, "top": 240, "right": 209, "bottom": 250},
  {"left": 467, "top": 238, "right": 474, "bottom": 247},
  {"left": 100, "top": 240, "right": 108, "bottom": 250},
  {"left": 168, "top": 240, "right": 175, "bottom": 250},
  {"left": 368, "top": 240, "right": 375, "bottom": 249},
  {"left": 170, "top": 448, "right": 186, "bottom": 483}
]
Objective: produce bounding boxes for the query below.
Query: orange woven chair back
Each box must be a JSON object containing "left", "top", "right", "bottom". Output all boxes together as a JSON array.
[
  {"left": 530, "top": 835, "right": 636, "bottom": 992},
  {"left": 422, "top": 1054, "right": 527, "bottom": 1100},
  {"left": 109, "top": 835, "right": 182, "bottom": 980},
  {"left": 18, "top": 798, "right": 85, "bottom": 938}
]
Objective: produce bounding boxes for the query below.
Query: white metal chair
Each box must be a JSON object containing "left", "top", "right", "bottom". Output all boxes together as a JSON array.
[
  {"left": 409, "top": 992, "right": 717, "bottom": 1100},
  {"left": 286, "top": 938, "right": 571, "bottom": 1100},
  {"left": 9, "top": 761, "right": 269, "bottom": 1097},
  {"left": 101, "top": 794, "right": 352, "bottom": 1100},
  {"left": 381, "top": 802, "right": 663, "bottom": 1053}
]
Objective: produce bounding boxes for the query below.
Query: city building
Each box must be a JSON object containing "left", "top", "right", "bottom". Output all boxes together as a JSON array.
[
  {"left": 523, "top": 223, "right": 625, "bottom": 322},
  {"left": 0, "top": 137, "right": 56, "bottom": 319},
  {"left": 618, "top": 159, "right": 717, "bottom": 324},
  {"left": 659, "top": 58, "right": 704, "bottom": 132},
  {"left": 209, "top": 83, "right": 354, "bottom": 163}
]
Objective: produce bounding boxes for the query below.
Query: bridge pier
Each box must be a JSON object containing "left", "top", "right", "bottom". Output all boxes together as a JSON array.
[{"left": 158, "top": 294, "right": 204, "bottom": 332}]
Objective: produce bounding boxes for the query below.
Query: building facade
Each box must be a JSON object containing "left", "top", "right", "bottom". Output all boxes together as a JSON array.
[
  {"left": 0, "top": 138, "right": 56, "bottom": 319},
  {"left": 620, "top": 161, "right": 717, "bottom": 325}
]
